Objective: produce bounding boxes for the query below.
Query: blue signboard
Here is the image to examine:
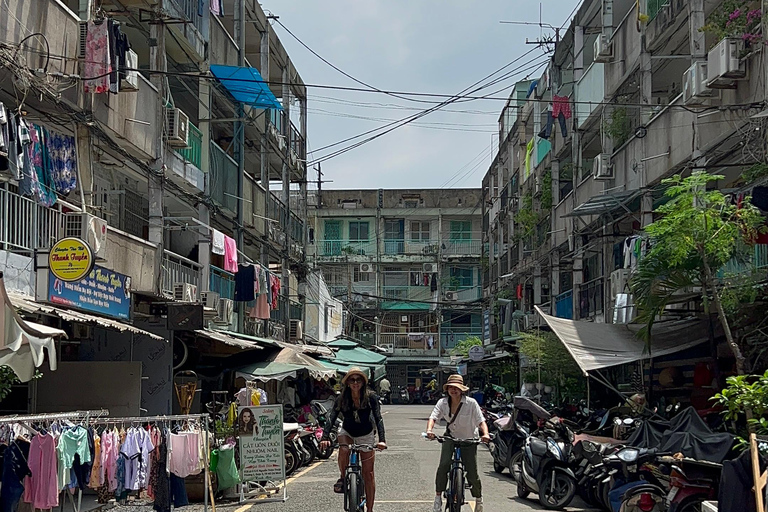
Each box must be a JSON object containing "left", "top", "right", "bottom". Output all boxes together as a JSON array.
[{"left": 48, "top": 266, "right": 131, "bottom": 320}]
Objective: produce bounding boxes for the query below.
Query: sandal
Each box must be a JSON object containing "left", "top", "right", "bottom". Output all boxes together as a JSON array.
[{"left": 333, "top": 478, "right": 344, "bottom": 493}]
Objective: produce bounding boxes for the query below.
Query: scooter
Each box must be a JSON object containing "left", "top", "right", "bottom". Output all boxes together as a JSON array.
[
  {"left": 514, "top": 419, "right": 577, "bottom": 509},
  {"left": 489, "top": 418, "right": 528, "bottom": 475},
  {"left": 605, "top": 447, "right": 667, "bottom": 512}
]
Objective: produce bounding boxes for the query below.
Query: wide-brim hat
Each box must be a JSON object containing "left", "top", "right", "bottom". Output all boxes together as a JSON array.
[
  {"left": 443, "top": 374, "right": 469, "bottom": 392},
  {"left": 342, "top": 367, "right": 368, "bottom": 386}
]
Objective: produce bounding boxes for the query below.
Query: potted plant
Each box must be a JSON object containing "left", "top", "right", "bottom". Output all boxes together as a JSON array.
[{"left": 700, "top": 1, "right": 762, "bottom": 52}]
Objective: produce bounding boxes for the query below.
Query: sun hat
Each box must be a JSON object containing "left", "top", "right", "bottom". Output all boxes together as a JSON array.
[
  {"left": 443, "top": 374, "right": 469, "bottom": 392},
  {"left": 342, "top": 367, "right": 368, "bottom": 386}
]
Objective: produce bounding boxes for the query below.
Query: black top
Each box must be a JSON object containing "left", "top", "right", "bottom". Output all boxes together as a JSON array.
[{"left": 323, "top": 393, "right": 386, "bottom": 443}]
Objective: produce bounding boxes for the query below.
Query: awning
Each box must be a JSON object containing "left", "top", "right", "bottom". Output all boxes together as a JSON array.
[
  {"left": 272, "top": 347, "right": 336, "bottom": 380},
  {"left": 209, "top": 65, "right": 282, "bottom": 110},
  {"left": 222, "top": 331, "right": 334, "bottom": 357},
  {"left": 562, "top": 190, "right": 641, "bottom": 218},
  {"left": 7, "top": 292, "right": 164, "bottom": 341},
  {"left": 381, "top": 301, "right": 431, "bottom": 311},
  {"left": 534, "top": 306, "right": 710, "bottom": 374},
  {"left": 319, "top": 359, "right": 371, "bottom": 379},
  {"left": 193, "top": 329, "right": 264, "bottom": 350},
  {"left": 236, "top": 361, "right": 306, "bottom": 382},
  {"left": 1, "top": 275, "right": 66, "bottom": 382}
]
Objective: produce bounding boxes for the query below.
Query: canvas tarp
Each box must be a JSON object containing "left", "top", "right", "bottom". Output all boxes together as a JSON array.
[
  {"left": 237, "top": 347, "right": 336, "bottom": 382},
  {"left": 534, "top": 306, "right": 710, "bottom": 374}
]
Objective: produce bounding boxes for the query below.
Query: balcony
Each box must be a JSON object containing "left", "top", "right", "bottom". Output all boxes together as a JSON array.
[
  {"left": 0, "top": 186, "right": 63, "bottom": 254},
  {"left": 578, "top": 278, "right": 604, "bottom": 319},
  {"left": 718, "top": 244, "right": 768, "bottom": 278},
  {"left": 379, "top": 333, "right": 439, "bottom": 357},
  {"left": 165, "top": 0, "right": 207, "bottom": 62},
  {"left": 317, "top": 239, "right": 377, "bottom": 258},
  {"left": 441, "top": 239, "right": 483, "bottom": 257},
  {"left": 382, "top": 286, "right": 432, "bottom": 303},
  {"left": 173, "top": 122, "right": 203, "bottom": 169},
  {"left": 210, "top": 142, "right": 239, "bottom": 214},
  {"left": 440, "top": 328, "right": 482, "bottom": 350},
  {"left": 554, "top": 290, "right": 573, "bottom": 319},
  {"left": 210, "top": 265, "right": 235, "bottom": 300},
  {"left": 574, "top": 63, "right": 605, "bottom": 129},
  {"left": 383, "top": 239, "right": 440, "bottom": 257},
  {"left": 162, "top": 250, "right": 202, "bottom": 296},
  {"left": 443, "top": 286, "right": 482, "bottom": 303}
]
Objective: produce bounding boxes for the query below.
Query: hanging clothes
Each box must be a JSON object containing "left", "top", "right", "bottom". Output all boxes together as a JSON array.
[
  {"left": 23, "top": 432, "right": 59, "bottom": 509},
  {"left": 0, "top": 103, "right": 9, "bottom": 173},
  {"left": 270, "top": 274, "right": 281, "bottom": 310},
  {"left": 223, "top": 235, "right": 238, "bottom": 272},
  {"left": 5, "top": 111, "right": 22, "bottom": 180},
  {"left": 121, "top": 427, "right": 154, "bottom": 491},
  {"left": 151, "top": 439, "right": 170, "bottom": 512},
  {"left": 234, "top": 264, "right": 256, "bottom": 302},
  {"left": 252, "top": 293, "right": 271, "bottom": 320},
  {"left": 524, "top": 138, "right": 535, "bottom": 179},
  {"left": 265, "top": 270, "right": 273, "bottom": 307},
  {"left": 44, "top": 128, "right": 77, "bottom": 195},
  {"left": 552, "top": 95, "right": 572, "bottom": 119},
  {"left": 107, "top": 20, "right": 119, "bottom": 94},
  {"left": 0, "top": 439, "right": 31, "bottom": 512},
  {"left": 89, "top": 433, "right": 102, "bottom": 489},
  {"left": 22, "top": 123, "right": 56, "bottom": 207},
  {"left": 430, "top": 273, "right": 438, "bottom": 293},
  {"left": 211, "top": 229, "right": 226, "bottom": 255},
  {"left": 57, "top": 426, "right": 91, "bottom": 491},
  {"left": 113, "top": 22, "right": 131, "bottom": 91},
  {"left": 210, "top": 0, "right": 221, "bottom": 15},
  {"left": 84, "top": 19, "right": 111, "bottom": 94}
]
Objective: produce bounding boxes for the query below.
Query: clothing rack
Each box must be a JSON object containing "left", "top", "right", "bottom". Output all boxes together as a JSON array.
[
  {"left": 90, "top": 413, "right": 210, "bottom": 512},
  {"left": 0, "top": 409, "right": 109, "bottom": 424}
]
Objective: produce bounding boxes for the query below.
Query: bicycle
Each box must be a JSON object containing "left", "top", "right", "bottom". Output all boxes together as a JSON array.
[
  {"left": 340, "top": 443, "right": 382, "bottom": 512},
  {"left": 423, "top": 433, "right": 482, "bottom": 512}
]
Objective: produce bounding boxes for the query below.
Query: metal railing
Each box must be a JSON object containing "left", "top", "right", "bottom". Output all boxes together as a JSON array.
[
  {"left": 578, "top": 278, "right": 604, "bottom": 319},
  {"left": 554, "top": 289, "right": 573, "bottom": 319},
  {"left": 290, "top": 299, "right": 303, "bottom": 321},
  {"left": 441, "top": 239, "right": 483, "bottom": 256},
  {"left": 718, "top": 244, "right": 768, "bottom": 277},
  {"left": 379, "top": 333, "right": 439, "bottom": 353},
  {"left": 0, "top": 186, "right": 63, "bottom": 254},
  {"left": 647, "top": 0, "right": 663, "bottom": 21},
  {"left": 209, "top": 265, "right": 235, "bottom": 300},
  {"left": 382, "top": 286, "right": 432, "bottom": 302},
  {"left": 173, "top": 0, "right": 205, "bottom": 35},
  {"left": 440, "top": 329, "right": 482, "bottom": 349},
  {"left": 317, "top": 239, "right": 376, "bottom": 257},
  {"left": 162, "top": 250, "right": 202, "bottom": 294},
  {"left": 174, "top": 122, "right": 203, "bottom": 169},
  {"left": 210, "top": 142, "right": 238, "bottom": 213}
]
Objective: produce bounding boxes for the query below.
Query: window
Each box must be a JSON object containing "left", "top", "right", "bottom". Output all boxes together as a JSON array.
[
  {"left": 410, "top": 221, "right": 430, "bottom": 242},
  {"left": 450, "top": 221, "right": 472, "bottom": 241},
  {"left": 348, "top": 221, "right": 369, "bottom": 241},
  {"left": 404, "top": 200, "right": 419, "bottom": 208},
  {"left": 353, "top": 268, "right": 372, "bottom": 283},
  {"left": 448, "top": 267, "right": 473, "bottom": 288}
]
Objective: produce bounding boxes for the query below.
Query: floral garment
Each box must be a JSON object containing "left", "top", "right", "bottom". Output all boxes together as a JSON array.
[
  {"left": 45, "top": 128, "right": 77, "bottom": 195},
  {"left": 84, "top": 20, "right": 111, "bottom": 94},
  {"left": 20, "top": 123, "right": 56, "bottom": 207}
]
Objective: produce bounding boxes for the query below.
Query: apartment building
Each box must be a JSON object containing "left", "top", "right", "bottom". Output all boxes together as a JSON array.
[
  {"left": 0, "top": 0, "right": 309, "bottom": 414},
  {"left": 307, "top": 189, "right": 483, "bottom": 387},
  {"left": 483, "top": 0, "right": 768, "bottom": 362}
]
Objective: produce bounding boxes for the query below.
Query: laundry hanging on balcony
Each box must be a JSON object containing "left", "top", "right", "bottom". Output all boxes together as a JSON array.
[
  {"left": 209, "top": 65, "right": 283, "bottom": 110},
  {"left": 223, "top": 235, "right": 238, "bottom": 272},
  {"left": 83, "top": 18, "right": 132, "bottom": 94}
]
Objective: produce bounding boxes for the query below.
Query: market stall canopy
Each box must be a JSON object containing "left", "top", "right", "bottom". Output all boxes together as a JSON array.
[
  {"left": 318, "top": 359, "right": 371, "bottom": 379},
  {"left": 193, "top": 329, "right": 264, "bottom": 350},
  {"left": 222, "top": 331, "right": 333, "bottom": 357},
  {"left": 1, "top": 274, "right": 66, "bottom": 381},
  {"left": 326, "top": 338, "right": 388, "bottom": 380},
  {"left": 534, "top": 306, "right": 710, "bottom": 375},
  {"left": 272, "top": 347, "right": 336, "bottom": 380},
  {"left": 237, "top": 347, "right": 336, "bottom": 382},
  {"left": 209, "top": 65, "right": 283, "bottom": 109}
]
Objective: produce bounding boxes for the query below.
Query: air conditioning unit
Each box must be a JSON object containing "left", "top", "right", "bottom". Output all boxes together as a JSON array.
[
  {"left": 400, "top": 315, "right": 409, "bottom": 324},
  {"left": 200, "top": 291, "right": 220, "bottom": 311},
  {"left": 216, "top": 298, "right": 234, "bottom": 325},
  {"left": 610, "top": 269, "right": 631, "bottom": 297},
  {"left": 121, "top": 49, "right": 139, "bottom": 91},
  {"left": 682, "top": 61, "right": 716, "bottom": 105},
  {"left": 64, "top": 213, "right": 108, "bottom": 259},
  {"left": 78, "top": 21, "right": 88, "bottom": 60},
  {"left": 445, "top": 291, "right": 459, "bottom": 301},
  {"left": 173, "top": 283, "right": 198, "bottom": 303},
  {"left": 423, "top": 263, "right": 437, "bottom": 273},
  {"left": 593, "top": 153, "right": 613, "bottom": 180},
  {"left": 706, "top": 37, "right": 747, "bottom": 88},
  {"left": 380, "top": 344, "right": 394, "bottom": 354},
  {"left": 289, "top": 319, "right": 303, "bottom": 341},
  {"left": 166, "top": 107, "right": 190, "bottom": 148},
  {"left": 594, "top": 34, "right": 613, "bottom": 63},
  {"left": 359, "top": 263, "right": 375, "bottom": 273}
]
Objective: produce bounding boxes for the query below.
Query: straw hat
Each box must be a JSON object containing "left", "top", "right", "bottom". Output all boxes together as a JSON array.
[
  {"left": 443, "top": 374, "right": 469, "bottom": 392},
  {"left": 342, "top": 367, "right": 368, "bottom": 386}
]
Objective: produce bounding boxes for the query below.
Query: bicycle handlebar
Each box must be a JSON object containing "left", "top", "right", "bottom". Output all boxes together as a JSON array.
[
  {"left": 338, "top": 443, "right": 385, "bottom": 451},
  {"left": 422, "top": 433, "right": 482, "bottom": 444}
]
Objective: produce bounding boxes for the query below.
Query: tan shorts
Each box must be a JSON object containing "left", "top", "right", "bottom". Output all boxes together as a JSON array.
[{"left": 338, "top": 427, "right": 377, "bottom": 451}]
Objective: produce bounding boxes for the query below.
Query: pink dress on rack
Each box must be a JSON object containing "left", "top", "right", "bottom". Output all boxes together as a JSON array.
[{"left": 23, "top": 433, "right": 59, "bottom": 509}]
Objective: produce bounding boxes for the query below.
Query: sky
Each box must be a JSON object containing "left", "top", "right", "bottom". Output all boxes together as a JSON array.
[{"left": 263, "top": 0, "right": 579, "bottom": 190}]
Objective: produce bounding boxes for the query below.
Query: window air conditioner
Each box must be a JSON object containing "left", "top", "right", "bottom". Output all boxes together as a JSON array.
[
  {"left": 64, "top": 212, "right": 108, "bottom": 259},
  {"left": 593, "top": 34, "right": 613, "bottom": 63},
  {"left": 381, "top": 344, "right": 394, "bottom": 354},
  {"left": 683, "top": 61, "right": 716, "bottom": 105},
  {"left": 423, "top": 263, "right": 437, "bottom": 273},
  {"left": 166, "top": 107, "right": 190, "bottom": 147},
  {"left": 121, "top": 49, "right": 139, "bottom": 91},
  {"left": 445, "top": 291, "right": 459, "bottom": 301},
  {"left": 593, "top": 153, "right": 613, "bottom": 180},
  {"left": 289, "top": 319, "right": 303, "bottom": 341},
  {"left": 706, "top": 38, "right": 747, "bottom": 88},
  {"left": 610, "top": 269, "right": 631, "bottom": 298},
  {"left": 200, "top": 291, "right": 220, "bottom": 311},
  {"left": 359, "top": 263, "right": 374, "bottom": 273},
  {"left": 173, "top": 283, "right": 198, "bottom": 303},
  {"left": 216, "top": 298, "right": 234, "bottom": 325}
]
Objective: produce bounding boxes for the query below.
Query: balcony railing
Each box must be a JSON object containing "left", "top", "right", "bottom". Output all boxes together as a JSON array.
[
  {"left": 441, "top": 239, "right": 483, "bottom": 256},
  {"left": 271, "top": 296, "right": 288, "bottom": 324},
  {"left": 174, "top": 122, "right": 203, "bottom": 169},
  {"left": 578, "top": 278, "right": 604, "bottom": 319},
  {"left": 290, "top": 299, "right": 303, "bottom": 321},
  {"left": 554, "top": 290, "right": 573, "bottom": 319},
  {"left": 210, "top": 142, "right": 238, "bottom": 213},
  {"left": 329, "top": 285, "right": 348, "bottom": 299},
  {"left": 440, "top": 328, "right": 482, "bottom": 349},
  {"left": 172, "top": 0, "right": 205, "bottom": 35},
  {"left": 162, "top": 250, "right": 202, "bottom": 295},
  {"left": 318, "top": 239, "right": 376, "bottom": 257},
  {"left": 210, "top": 265, "right": 235, "bottom": 300},
  {"left": 718, "top": 244, "right": 768, "bottom": 278},
  {"left": 382, "top": 286, "right": 432, "bottom": 303},
  {"left": 0, "top": 186, "right": 63, "bottom": 254},
  {"left": 379, "top": 333, "right": 439, "bottom": 355},
  {"left": 574, "top": 63, "right": 604, "bottom": 129}
]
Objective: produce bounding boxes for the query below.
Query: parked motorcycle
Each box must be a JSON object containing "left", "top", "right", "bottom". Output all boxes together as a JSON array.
[
  {"left": 515, "top": 418, "right": 577, "bottom": 509},
  {"left": 659, "top": 456, "right": 722, "bottom": 512},
  {"left": 284, "top": 423, "right": 303, "bottom": 476},
  {"left": 604, "top": 447, "right": 667, "bottom": 512},
  {"left": 490, "top": 419, "right": 528, "bottom": 475}
]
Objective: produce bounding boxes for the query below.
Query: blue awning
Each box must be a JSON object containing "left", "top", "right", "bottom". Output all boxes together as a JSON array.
[{"left": 209, "top": 65, "right": 282, "bottom": 110}]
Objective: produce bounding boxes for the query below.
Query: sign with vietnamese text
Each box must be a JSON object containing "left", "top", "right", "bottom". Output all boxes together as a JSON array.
[
  {"left": 483, "top": 310, "right": 491, "bottom": 345},
  {"left": 469, "top": 345, "right": 485, "bottom": 362},
  {"left": 49, "top": 237, "right": 94, "bottom": 282},
  {"left": 48, "top": 266, "right": 131, "bottom": 320},
  {"left": 239, "top": 405, "right": 285, "bottom": 482}
]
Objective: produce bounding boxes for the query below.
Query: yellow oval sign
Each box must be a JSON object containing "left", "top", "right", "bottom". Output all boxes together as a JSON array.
[{"left": 49, "top": 237, "right": 95, "bottom": 282}]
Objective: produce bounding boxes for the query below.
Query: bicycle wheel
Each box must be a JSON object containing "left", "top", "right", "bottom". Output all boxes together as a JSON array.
[
  {"left": 448, "top": 469, "right": 464, "bottom": 512},
  {"left": 346, "top": 473, "right": 364, "bottom": 512}
]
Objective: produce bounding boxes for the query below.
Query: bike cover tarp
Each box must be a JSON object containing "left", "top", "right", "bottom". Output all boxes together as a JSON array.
[
  {"left": 513, "top": 397, "right": 552, "bottom": 420},
  {"left": 626, "top": 407, "right": 733, "bottom": 463}
]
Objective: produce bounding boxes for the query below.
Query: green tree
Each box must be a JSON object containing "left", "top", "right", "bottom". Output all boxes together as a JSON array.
[
  {"left": 450, "top": 336, "right": 483, "bottom": 357},
  {"left": 0, "top": 367, "right": 20, "bottom": 402},
  {"left": 629, "top": 171, "right": 765, "bottom": 375},
  {"left": 519, "top": 331, "right": 585, "bottom": 399}
]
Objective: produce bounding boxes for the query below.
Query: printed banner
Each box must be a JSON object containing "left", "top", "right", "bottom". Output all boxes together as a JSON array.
[
  {"left": 238, "top": 405, "right": 285, "bottom": 482},
  {"left": 48, "top": 265, "right": 131, "bottom": 320}
]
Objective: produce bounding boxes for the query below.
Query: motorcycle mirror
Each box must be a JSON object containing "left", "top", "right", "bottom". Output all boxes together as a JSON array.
[{"left": 623, "top": 418, "right": 634, "bottom": 426}]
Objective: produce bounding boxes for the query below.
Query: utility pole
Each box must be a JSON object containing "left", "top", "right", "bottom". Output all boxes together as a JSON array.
[
  {"left": 235, "top": 0, "right": 246, "bottom": 331},
  {"left": 149, "top": 2, "right": 166, "bottom": 297}
]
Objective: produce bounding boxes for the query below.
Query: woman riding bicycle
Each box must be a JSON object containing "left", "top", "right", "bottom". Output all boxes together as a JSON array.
[
  {"left": 320, "top": 367, "right": 387, "bottom": 512},
  {"left": 426, "top": 374, "right": 490, "bottom": 512}
]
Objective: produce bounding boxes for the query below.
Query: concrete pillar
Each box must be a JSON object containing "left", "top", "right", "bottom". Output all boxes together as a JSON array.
[
  {"left": 149, "top": 4, "right": 167, "bottom": 296},
  {"left": 199, "top": 77, "right": 212, "bottom": 290},
  {"left": 75, "top": 124, "right": 93, "bottom": 207},
  {"left": 260, "top": 27, "right": 270, "bottom": 268},
  {"left": 281, "top": 66, "right": 290, "bottom": 335}
]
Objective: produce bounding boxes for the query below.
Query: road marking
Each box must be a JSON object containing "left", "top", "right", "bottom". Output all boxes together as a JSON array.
[
  {"left": 234, "top": 505, "right": 253, "bottom": 512},
  {"left": 376, "top": 501, "right": 433, "bottom": 503},
  {"left": 469, "top": 501, "right": 476, "bottom": 511}
]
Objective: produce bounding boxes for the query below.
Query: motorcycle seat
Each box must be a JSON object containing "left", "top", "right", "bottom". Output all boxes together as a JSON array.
[{"left": 530, "top": 438, "right": 548, "bottom": 456}]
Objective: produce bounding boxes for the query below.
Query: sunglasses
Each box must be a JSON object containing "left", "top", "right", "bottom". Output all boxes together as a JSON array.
[{"left": 348, "top": 378, "right": 364, "bottom": 383}]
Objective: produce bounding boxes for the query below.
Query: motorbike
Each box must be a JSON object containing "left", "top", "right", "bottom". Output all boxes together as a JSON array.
[
  {"left": 419, "top": 388, "right": 440, "bottom": 404},
  {"left": 604, "top": 447, "right": 667, "bottom": 512},
  {"left": 514, "top": 418, "right": 578, "bottom": 509},
  {"left": 394, "top": 386, "right": 410, "bottom": 404},
  {"left": 284, "top": 423, "right": 304, "bottom": 476},
  {"left": 489, "top": 418, "right": 528, "bottom": 475},
  {"left": 658, "top": 456, "right": 722, "bottom": 512}
]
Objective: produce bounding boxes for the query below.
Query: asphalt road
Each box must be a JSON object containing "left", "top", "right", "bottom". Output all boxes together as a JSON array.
[{"left": 113, "top": 405, "right": 593, "bottom": 512}]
